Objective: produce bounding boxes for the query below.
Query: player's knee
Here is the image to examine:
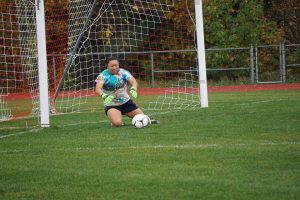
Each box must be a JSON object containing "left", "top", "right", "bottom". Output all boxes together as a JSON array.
[{"left": 111, "top": 120, "right": 122, "bottom": 127}]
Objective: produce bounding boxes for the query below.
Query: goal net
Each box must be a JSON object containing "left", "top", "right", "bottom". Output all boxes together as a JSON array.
[
  {"left": 1, "top": 0, "right": 205, "bottom": 128},
  {"left": 0, "top": 0, "right": 40, "bottom": 127},
  {"left": 50, "top": 0, "right": 200, "bottom": 114}
]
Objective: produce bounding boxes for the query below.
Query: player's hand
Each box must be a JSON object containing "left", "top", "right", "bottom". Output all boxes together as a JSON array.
[
  {"left": 101, "top": 93, "right": 115, "bottom": 104},
  {"left": 130, "top": 87, "right": 138, "bottom": 98}
]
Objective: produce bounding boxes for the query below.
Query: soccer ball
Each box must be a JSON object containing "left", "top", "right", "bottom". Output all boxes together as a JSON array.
[{"left": 132, "top": 114, "right": 150, "bottom": 128}]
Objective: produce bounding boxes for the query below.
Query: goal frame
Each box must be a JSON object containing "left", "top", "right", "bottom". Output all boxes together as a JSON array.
[
  {"left": 50, "top": 0, "right": 208, "bottom": 110},
  {"left": 16, "top": 0, "right": 209, "bottom": 127}
]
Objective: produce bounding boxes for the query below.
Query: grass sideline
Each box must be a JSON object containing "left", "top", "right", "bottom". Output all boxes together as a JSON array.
[{"left": 0, "top": 90, "right": 299, "bottom": 199}]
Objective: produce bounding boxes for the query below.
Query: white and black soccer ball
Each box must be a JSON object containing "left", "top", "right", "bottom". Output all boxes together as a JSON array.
[{"left": 132, "top": 114, "right": 150, "bottom": 128}]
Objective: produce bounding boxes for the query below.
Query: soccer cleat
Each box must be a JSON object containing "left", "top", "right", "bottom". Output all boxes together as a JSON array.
[
  {"left": 150, "top": 119, "right": 159, "bottom": 124},
  {"left": 110, "top": 122, "right": 125, "bottom": 127}
]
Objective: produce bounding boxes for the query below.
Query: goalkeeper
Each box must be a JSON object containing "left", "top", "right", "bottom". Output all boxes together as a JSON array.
[{"left": 95, "top": 57, "right": 145, "bottom": 127}]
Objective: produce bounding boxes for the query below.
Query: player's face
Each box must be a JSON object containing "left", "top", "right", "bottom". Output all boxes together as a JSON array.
[{"left": 107, "top": 60, "right": 120, "bottom": 75}]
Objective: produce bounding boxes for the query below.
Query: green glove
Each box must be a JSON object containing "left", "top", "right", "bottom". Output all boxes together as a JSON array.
[
  {"left": 130, "top": 87, "right": 138, "bottom": 98},
  {"left": 101, "top": 93, "right": 115, "bottom": 104}
]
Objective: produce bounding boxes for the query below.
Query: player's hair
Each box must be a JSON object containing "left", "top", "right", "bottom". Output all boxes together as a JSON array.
[{"left": 105, "top": 56, "right": 119, "bottom": 66}]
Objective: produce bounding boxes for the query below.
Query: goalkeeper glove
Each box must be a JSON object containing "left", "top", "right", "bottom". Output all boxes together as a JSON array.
[
  {"left": 130, "top": 87, "right": 137, "bottom": 98},
  {"left": 101, "top": 93, "right": 115, "bottom": 104}
]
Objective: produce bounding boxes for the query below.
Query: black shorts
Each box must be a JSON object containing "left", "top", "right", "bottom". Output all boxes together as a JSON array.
[{"left": 105, "top": 100, "right": 139, "bottom": 115}]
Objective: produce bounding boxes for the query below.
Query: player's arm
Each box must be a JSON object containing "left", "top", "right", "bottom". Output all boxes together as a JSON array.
[
  {"left": 128, "top": 76, "right": 138, "bottom": 98},
  {"left": 95, "top": 77, "right": 105, "bottom": 97},
  {"left": 95, "top": 77, "right": 114, "bottom": 104}
]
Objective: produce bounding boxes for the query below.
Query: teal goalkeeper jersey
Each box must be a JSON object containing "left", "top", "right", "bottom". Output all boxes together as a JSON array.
[{"left": 96, "top": 68, "right": 133, "bottom": 106}]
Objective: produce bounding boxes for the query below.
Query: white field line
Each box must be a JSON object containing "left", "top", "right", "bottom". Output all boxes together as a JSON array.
[
  {"left": 0, "top": 126, "right": 28, "bottom": 130},
  {"left": 56, "top": 120, "right": 108, "bottom": 127},
  {"left": 0, "top": 111, "right": 172, "bottom": 140},
  {"left": 71, "top": 144, "right": 218, "bottom": 151},
  {"left": 64, "top": 141, "right": 299, "bottom": 151},
  {"left": 233, "top": 99, "right": 285, "bottom": 106},
  {"left": 209, "top": 99, "right": 288, "bottom": 109},
  {"left": 0, "top": 128, "right": 42, "bottom": 139},
  {"left": 0, "top": 120, "right": 108, "bottom": 140},
  {"left": 0, "top": 141, "right": 298, "bottom": 154}
]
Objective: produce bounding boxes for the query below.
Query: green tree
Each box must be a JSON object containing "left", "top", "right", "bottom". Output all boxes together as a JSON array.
[
  {"left": 153, "top": 0, "right": 285, "bottom": 83},
  {"left": 168, "top": 0, "right": 283, "bottom": 48}
]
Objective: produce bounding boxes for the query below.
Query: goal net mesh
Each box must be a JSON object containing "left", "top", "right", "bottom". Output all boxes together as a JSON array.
[
  {"left": 0, "top": 0, "right": 40, "bottom": 126},
  {"left": 50, "top": 0, "right": 198, "bottom": 114}
]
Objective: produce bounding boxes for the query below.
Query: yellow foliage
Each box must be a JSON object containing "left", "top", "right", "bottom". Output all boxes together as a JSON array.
[
  {"left": 104, "top": 28, "right": 113, "bottom": 38},
  {"left": 132, "top": 5, "right": 139, "bottom": 12}
]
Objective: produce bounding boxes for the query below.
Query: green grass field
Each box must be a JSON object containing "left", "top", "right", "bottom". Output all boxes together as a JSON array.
[{"left": 0, "top": 90, "right": 299, "bottom": 199}]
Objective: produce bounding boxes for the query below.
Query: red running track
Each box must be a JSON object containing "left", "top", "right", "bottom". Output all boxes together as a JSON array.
[
  {"left": 2, "top": 83, "right": 300, "bottom": 100},
  {"left": 140, "top": 83, "right": 300, "bottom": 95}
]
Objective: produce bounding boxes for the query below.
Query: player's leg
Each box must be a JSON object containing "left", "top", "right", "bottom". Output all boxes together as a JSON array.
[
  {"left": 121, "top": 100, "right": 143, "bottom": 118},
  {"left": 107, "top": 108, "right": 123, "bottom": 127},
  {"left": 126, "top": 108, "right": 159, "bottom": 124},
  {"left": 123, "top": 100, "right": 159, "bottom": 124},
  {"left": 125, "top": 108, "right": 143, "bottom": 118}
]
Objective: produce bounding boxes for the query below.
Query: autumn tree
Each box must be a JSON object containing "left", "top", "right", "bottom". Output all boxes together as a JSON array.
[{"left": 263, "top": 0, "right": 299, "bottom": 44}]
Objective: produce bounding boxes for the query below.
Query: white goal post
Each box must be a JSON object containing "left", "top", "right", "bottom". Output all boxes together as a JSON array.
[
  {"left": 195, "top": 0, "right": 208, "bottom": 107},
  {"left": 35, "top": 0, "right": 50, "bottom": 127}
]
